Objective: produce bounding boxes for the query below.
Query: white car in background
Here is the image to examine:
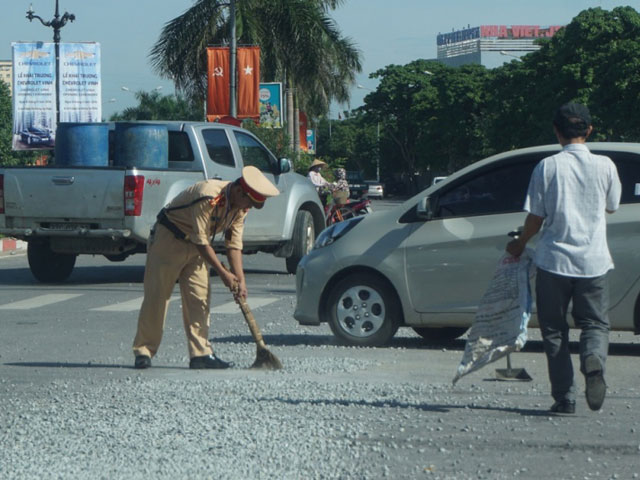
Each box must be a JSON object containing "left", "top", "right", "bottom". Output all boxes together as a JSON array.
[
  {"left": 365, "top": 180, "right": 384, "bottom": 199},
  {"left": 294, "top": 143, "right": 640, "bottom": 346}
]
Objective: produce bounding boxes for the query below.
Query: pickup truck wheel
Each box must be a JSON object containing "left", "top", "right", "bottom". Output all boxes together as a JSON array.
[
  {"left": 327, "top": 273, "right": 400, "bottom": 346},
  {"left": 285, "top": 210, "right": 314, "bottom": 274},
  {"left": 28, "top": 242, "right": 77, "bottom": 283}
]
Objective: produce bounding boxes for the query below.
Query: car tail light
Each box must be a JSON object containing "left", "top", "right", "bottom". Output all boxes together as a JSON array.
[
  {"left": 124, "top": 175, "right": 144, "bottom": 216},
  {"left": 0, "top": 174, "right": 4, "bottom": 214}
]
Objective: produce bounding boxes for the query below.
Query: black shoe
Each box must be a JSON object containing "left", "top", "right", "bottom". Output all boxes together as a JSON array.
[
  {"left": 189, "top": 354, "right": 234, "bottom": 370},
  {"left": 134, "top": 355, "right": 151, "bottom": 369},
  {"left": 584, "top": 355, "right": 606, "bottom": 411},
  {"left": 550, "top": 400, "right": 576, "bottom": 414}
]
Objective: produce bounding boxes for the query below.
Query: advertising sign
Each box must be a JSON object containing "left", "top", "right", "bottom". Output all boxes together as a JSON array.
[
  {"left": 258, "top": 82, "right": 283, "bottom": 128},
  {"left": 11, "top": 42, "right": 56, "bottom": 150},
  {"left": 306, "top": 129, "right": 315, "bottom": 154},
  {"left": 59, "top": 43, "right": 101, "bottom": 123}
]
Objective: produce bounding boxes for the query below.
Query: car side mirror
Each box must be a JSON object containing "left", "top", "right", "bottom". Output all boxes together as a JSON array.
[
  {"left": 416, "top": 196, "right": 435, "bottom": 220},
  {"left": 278, "top": 158, "right": 292, "bottom": 174}
]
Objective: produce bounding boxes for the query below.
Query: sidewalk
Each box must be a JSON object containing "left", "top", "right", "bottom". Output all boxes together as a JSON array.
[{"left": 0, "top": 238, "right": 27, "bottom": 256}]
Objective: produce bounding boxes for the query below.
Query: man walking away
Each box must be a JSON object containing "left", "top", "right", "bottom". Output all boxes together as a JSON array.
[{"left": 506, "top": 103, "right": 621, "bottom": 414}]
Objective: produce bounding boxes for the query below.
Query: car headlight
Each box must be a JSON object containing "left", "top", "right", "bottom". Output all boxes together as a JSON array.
[{"left": 314, "top": 216, "right": 364, "bottom": 249}]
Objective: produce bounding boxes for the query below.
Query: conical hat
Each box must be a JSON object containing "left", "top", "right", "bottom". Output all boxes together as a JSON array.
[{"left": 309, "top": 159, "right": 327, "bottom": 169}]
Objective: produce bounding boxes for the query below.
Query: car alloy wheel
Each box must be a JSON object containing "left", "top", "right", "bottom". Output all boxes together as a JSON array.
[{"left": 327, "top": 273, "right": 400, "bottom": 346}]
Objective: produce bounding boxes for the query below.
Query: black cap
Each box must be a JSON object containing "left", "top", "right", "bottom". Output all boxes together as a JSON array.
[
  {"left": 553, "top": 103, "right": 592, "bottom": 138},
  {"left": 554, "top": 103, "right": 592, "bottom": 127}
]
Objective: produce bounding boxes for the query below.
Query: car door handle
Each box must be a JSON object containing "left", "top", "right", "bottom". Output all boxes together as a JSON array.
[{"left": 508, "top": 229, "right": 522, "bottom": 238}]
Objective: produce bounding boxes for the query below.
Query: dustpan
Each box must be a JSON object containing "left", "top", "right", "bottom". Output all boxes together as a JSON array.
[{"left": 494, "top": 353, "right": 532, "bottom": 381}]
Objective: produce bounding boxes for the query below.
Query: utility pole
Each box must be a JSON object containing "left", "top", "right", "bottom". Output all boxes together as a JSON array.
[
  {"left": 229, "top": 0, "right": 237, "bottom": 117},
  {"left": 26, "top": 0, "right": 76, "bottom": 125}
]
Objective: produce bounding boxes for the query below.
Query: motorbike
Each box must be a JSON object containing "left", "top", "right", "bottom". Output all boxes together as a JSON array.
[{"left": 324, "top": 192, "right": 372, "bottom": 226}]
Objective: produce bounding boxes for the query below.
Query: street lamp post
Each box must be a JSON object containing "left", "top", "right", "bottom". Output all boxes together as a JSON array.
[
  {"left": 26, "top": 0, "right": 76, "bottom": 125},
  {"left": 229, "top": 0, "right": 237, "bottom": 118}
]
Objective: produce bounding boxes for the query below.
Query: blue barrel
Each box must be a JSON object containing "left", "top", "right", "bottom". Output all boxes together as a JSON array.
[
  {"left": 54, "top": 123, "right": 109, "bottom": 167},
  {"left": 114, "top": 123, "right": 169, "bottom": 169}
]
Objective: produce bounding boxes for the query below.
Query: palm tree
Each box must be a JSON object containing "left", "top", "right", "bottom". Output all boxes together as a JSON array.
[{"left": 149, "top": 0, "right": 361, "bottom": 151}]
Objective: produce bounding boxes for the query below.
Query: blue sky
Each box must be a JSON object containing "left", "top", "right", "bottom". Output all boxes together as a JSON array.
[{"left": 0, "top": 0, "right": 633, "bottom": 119}]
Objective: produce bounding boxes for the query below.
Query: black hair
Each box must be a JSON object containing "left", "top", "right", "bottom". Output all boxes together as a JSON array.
[{"left": 553, "top": 116, "right": 590, "bottom": 139}]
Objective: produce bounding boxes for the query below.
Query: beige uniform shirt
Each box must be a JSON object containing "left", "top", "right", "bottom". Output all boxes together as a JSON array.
[{"left": 163, "top": 180, "right": 247, "bottom": 250}]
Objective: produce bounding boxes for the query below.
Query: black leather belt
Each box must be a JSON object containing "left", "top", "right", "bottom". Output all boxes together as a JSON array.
[{"left": 157, "top": 209, "right": 187, "bottom": 240}]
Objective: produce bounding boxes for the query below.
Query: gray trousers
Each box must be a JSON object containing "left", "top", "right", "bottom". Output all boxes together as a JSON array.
[{"left": 535, "top": 268, "right": 610, "bottom": 403}]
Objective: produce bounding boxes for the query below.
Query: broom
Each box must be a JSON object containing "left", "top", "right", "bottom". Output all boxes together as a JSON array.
[
  {"left": 233, "top": 291, "right": 283, "bottom": 370},
  {"left": 225, "top": 267, "right": 282, "bottom": 370}
]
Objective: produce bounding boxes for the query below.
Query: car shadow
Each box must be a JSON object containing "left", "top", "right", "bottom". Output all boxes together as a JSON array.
[{"left": 255, "top": 396, "right": 553, "bottom": 417}]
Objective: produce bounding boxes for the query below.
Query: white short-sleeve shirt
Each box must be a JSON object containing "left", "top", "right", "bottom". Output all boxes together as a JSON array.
[{"left": 524, "top": 143, "right": 621, "bottom": 277}]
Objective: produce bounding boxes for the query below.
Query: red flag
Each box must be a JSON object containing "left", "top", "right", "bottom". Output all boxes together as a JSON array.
[
  {"left": 206, "top": 47, "right": 230, "bottom": 121},
  {"left": 299, "top": 111, "right": 308, "bottom": 151},
  {"left": 237, "top": 46, "right": 260, "bottom": 119}
]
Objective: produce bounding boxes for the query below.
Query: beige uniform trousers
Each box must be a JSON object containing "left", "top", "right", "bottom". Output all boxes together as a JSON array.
[{"left": 133, "top": 223, "right": 214, "bottom": 359}]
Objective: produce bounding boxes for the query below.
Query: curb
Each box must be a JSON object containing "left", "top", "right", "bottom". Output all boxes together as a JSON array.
[{"left": 0, "top": 238, "right": 27, "bottom": 255}]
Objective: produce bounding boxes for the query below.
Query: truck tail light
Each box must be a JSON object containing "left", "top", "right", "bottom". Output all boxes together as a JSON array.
[
  {"left": 124, "top": 175, "right": 144, "bottom": 216},
  {"left": 0, "top": 174, "right": 4, "bottom": 214}
]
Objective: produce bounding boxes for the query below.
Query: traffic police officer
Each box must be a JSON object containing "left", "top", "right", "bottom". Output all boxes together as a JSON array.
[{"left": 133, "top": 166, "right": 280, "bottom": 369}]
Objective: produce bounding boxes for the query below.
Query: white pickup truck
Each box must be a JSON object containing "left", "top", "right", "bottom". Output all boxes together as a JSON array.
[{"left": 0, "top": 121, "right": 325, "bottom": 282}]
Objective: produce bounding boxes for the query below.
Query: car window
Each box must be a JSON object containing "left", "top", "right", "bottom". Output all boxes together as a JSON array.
[
  {"left": 234, "top": 131, "right": 273, "bottom": 173},
  {"left": 346, "top": 171, "right": 364, "bottom": 183},
  {"left": 437, "top": 157, "right": 540, "bottom": 218},
  {"left": 202, "top": 128, "right": 235, "bottom": 167},
  {"left": 168, "top": 131, "right": 194, "bottom": 163},
  {"left": 595, "top": 151, "right": 640, "bottom": 205}
]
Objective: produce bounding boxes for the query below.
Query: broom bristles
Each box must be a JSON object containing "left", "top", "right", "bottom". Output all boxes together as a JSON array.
[{"left": 251, "top": 346, "right": 283, "bottom": 370}]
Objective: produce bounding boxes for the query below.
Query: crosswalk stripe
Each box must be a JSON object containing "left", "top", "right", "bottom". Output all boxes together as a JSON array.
[
  {"left": 91, "top": 295, "right": 180, "bottom": 312},
  {"left": 0, "top": 294, "right": 83, "bottom": 310},
  {"left": 0, "top": 294, "right": 279, "bottom": 313},
  {"left": 212, "top": 297, "right": 277, "bottom": 314}
]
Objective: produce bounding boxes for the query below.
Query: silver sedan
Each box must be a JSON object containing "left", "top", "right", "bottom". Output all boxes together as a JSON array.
[{"left": 294, "top": 143, "right": 640, "bottom": 346}]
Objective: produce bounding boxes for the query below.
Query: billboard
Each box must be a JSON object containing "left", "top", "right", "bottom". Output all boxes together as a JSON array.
[
  {"left": 438, "top": 25, "right": 563, "bottom": 46},
  {"left": 11, "top": 42, "right": 102, "bottom": 150},
  {"left": 59, "top": 43, "right": 102, "bottom": 123},
  {"left": 11, "top": 42, "right": 56, "bottom": 150},
  {"left": 258, "top": 82, "right": 283, "bottom": 128},
  {"left": 306, "top": 129, "right": 315, "bottom": 154}
]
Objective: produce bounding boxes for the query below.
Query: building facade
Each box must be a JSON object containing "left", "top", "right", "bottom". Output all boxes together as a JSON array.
[{"left": 437, "top": 25, "right": 564, "bottom": 68}]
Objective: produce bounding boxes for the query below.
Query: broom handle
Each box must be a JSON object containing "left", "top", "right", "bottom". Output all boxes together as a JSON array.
[
  {"left": 221, "top": 263, "right": 268, "bottom": 350},
  {"left": 236, "top": 296, "right": 267, "bottom": 350}
]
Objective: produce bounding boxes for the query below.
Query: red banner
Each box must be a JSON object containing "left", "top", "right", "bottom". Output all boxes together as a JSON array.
[
  {"left": 236, "top": 46, "right": 260, "bottom": 119},
  {"left": 206, "top": 47, "right": 230, "bottom": 121},
  {"left": 299, "top": 111, "right": 308, "bottom": 152}
]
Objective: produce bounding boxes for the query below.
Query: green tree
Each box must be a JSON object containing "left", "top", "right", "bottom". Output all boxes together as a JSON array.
[
  {"left": 360, "top": 60, "right": 489, "bottom": 187},
  {"left": 486, "top": 6, "right": 640, "bottom": 150},
  {"left": 109, "top": 90, "right": 204, "bottom": 121},
  {"left": 0, "top": 80, "right": 39, "bottom": 166},
  {"left": 149, "top": 0, "right": 361, "bottom": 150},
  {"left": 241, "top": 120, "right": 293, "bottom": 161},
  {"left": 0, "top": 80, "right": 13, "bottom": 165}
]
